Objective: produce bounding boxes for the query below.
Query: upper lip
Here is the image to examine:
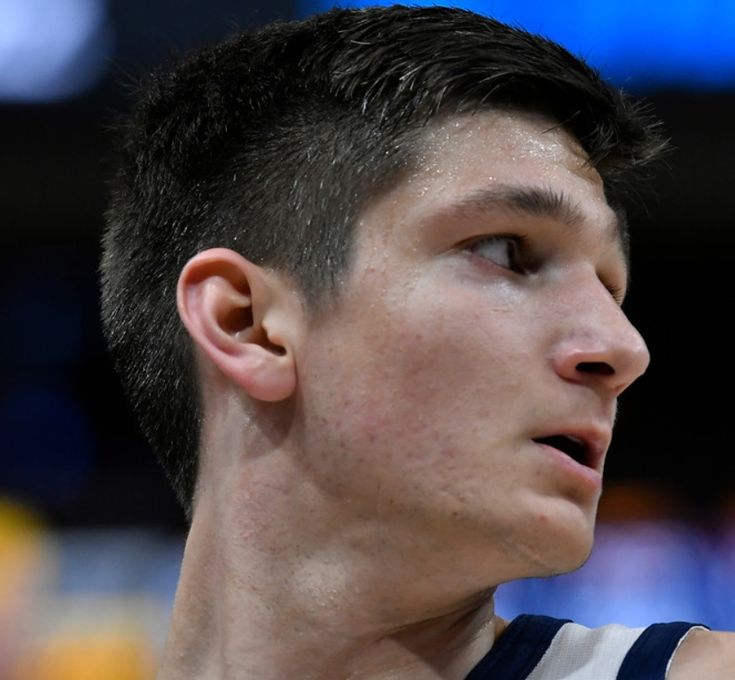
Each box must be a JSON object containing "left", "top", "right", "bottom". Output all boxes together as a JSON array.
[{"left": 531, "top": 425, "right": 611, "bottom": 472}]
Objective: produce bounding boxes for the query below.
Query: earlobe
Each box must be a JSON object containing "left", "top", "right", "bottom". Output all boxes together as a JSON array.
[{"left": 176, "top": 248, "right": 298, "bottom": 402}]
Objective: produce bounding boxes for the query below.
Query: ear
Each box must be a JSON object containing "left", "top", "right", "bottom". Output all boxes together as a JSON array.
[{"left": 176, "top": 248, "right": 299, "bottom": 402}]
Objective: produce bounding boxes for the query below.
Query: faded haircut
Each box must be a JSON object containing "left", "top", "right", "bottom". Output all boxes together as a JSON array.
[{"left": 100, "top": 5, "right": 668, "bottom": 521}]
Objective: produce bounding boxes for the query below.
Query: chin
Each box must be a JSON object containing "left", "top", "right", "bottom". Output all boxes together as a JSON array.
[
  {"left": 522, "top": 539, "right": 594, "bottom": 580},
  {"left": 551, "top": 535, "right": 595, "bottom": 575},
  {"left": 515, "top": 506, "right": 598, "bottom": 578}
]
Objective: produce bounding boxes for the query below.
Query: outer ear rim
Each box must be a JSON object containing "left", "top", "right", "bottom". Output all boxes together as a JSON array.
[{"left": 176, "top": 248, "right": 298, "bottom": 402}]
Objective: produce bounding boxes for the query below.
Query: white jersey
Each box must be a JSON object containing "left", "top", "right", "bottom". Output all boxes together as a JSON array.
[{"left": 465, "top": 614, "right": 707, "bottom": 679}]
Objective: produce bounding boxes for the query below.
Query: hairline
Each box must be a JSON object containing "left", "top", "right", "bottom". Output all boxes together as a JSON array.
[{"left": 309, "top": 107, "right": 631, "bottom": 313}]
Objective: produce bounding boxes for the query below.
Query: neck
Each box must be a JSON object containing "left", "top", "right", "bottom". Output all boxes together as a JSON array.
[{"left": 158, "top": 480, "right": 507, "bottom": 680}]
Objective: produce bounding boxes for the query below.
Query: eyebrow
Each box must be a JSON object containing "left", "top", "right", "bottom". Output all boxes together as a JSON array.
[{"left": 452, "top": 184, "right": 629, "bottom": 256}]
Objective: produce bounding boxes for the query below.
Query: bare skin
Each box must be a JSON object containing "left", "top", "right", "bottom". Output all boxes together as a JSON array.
[
  {"left": 668, "top": 629, "right": 735, "bottom": 679},
  {"left": 158, "top": 109, "right": 734, "bottom": 679}
]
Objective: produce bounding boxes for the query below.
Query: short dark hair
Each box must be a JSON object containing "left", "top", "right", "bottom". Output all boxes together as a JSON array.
[{"left": 100, "top": 4, "right": 667, "bottom": 521}]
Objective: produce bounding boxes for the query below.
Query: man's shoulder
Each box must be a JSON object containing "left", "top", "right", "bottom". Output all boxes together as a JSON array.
[{"left": 667, "top": 628, "right": 735, "bottom": 680}]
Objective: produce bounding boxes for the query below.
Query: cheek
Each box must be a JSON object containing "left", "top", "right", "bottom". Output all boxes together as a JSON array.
[
  {"left": 299, "top": 289, "right": 540, "bottom": 491},
  {"left": 381, "top": 292, "right": 538, "bottom": 420}
]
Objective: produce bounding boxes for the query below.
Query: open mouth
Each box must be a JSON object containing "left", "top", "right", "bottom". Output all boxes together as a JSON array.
[{"left": 533, "top": 435, "right": 590, "bottom": 467}]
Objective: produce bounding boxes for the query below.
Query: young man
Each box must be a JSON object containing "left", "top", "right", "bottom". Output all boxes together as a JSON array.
[{"left": 100, "top": 5, "right": 735, "bottom": 678}]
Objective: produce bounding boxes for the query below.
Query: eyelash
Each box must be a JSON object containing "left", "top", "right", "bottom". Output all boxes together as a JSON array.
[
  {"left": 606, "top": 283, "right": 626, "bottom": 306},
  {"left": 464, "top": 233, "right": 626, "bottom": 305},
  {"left": 465, "top": 233, "right": 532, "bottom": 275}
]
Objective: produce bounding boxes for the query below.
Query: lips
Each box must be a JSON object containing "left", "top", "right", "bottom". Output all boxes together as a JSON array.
[
  {"left": 533, "top": 435, "right": 588, "bottom": 465},
  {"left": 531, "top": 429, "right": 608, "bottom": 472}
]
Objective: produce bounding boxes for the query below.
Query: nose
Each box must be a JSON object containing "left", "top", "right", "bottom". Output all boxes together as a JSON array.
[{"left": 550, "top": 286, "right": 651, "bottom": 398}]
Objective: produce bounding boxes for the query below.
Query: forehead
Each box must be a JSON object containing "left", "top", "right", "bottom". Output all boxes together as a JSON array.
[
  {"left": 354, "top": 109, "right": 623, "bottom": 258},
  {"left": 414, "top": 109, "right": 601, "bottom": 191}
]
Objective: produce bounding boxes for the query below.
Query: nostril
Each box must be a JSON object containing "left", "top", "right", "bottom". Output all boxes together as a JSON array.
[{"left": 577, "top": 361, "right": 615, "bottom": 376}]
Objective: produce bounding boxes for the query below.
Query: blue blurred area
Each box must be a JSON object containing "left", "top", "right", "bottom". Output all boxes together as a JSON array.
[
  {"left": 0, "top": 0, "right": 112, "bottom": 102},
  {"left": 296, "top": 0, "right": 735, "bottom": 90},
  {"left": 56, "top": 529, "right": 183, "bottom": 600},
  {"left": 4, "top": 0, "right": 734, "bottom": 102},
  {"left": 496, "top": 521, "right": 735, "bottom": 630},
  {"left": 0, "top": 0, "right": 291, "bottom": 103},
  {"left": 0, "top": 253, "right": 97, "bottom": 510},
  {"left": 0, "top": 383, "right": 95, "bottom": 506},
  {"left": 0, "top": 261, "right": 85, "bottom": 367}
]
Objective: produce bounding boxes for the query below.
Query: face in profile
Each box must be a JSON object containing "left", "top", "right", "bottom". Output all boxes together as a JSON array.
[{"left": 292, "top": 109, "right": 650, "bottom": 588}]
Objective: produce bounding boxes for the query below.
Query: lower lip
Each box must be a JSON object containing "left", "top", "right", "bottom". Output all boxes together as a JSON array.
[{"left": 534, "top": 442, "right": 603, "bottom": 493}]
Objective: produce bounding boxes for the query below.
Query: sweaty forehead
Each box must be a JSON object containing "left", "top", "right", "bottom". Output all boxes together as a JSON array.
[
  {"left": 355, "top": 110, "right": 622, "bottom": 255},
  {"left": 412, "top": 109, "right": 602, "bottom": 189}
]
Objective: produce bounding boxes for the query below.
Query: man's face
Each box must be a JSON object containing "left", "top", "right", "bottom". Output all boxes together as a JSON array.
[{"left": 295, "top": 110, "right": 650, "bottom": 583}]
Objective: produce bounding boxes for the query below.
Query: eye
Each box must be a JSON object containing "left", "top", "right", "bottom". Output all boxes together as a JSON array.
[{"left": 465, "top": 234, "right": 531, "bottom": 274}]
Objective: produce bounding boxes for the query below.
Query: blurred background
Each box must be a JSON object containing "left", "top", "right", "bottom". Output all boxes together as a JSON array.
[{"left": 1, "top": 0, "right": 733, "bottom": 677}]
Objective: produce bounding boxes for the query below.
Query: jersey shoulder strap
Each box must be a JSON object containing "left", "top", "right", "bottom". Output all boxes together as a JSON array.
[
  {"left": 464, "top": 614, "right": 570, "bottom": 680},
  {"left": 616, "top": 621, "right": 709, "bottom": 680}
]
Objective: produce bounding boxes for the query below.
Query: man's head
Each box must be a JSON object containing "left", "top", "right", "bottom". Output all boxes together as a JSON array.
[{"left": 100, "top": 5, "right": 665, "bottom": 530}]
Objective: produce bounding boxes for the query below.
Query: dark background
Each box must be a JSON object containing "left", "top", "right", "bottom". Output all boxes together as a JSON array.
[{"left": 1, "top": 0, "right": 733, "bottom": 532}]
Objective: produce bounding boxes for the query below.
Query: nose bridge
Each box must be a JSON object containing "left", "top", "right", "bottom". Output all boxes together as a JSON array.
[{"left": 553, "top": 273, "right": 650, "bottom": 395}]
